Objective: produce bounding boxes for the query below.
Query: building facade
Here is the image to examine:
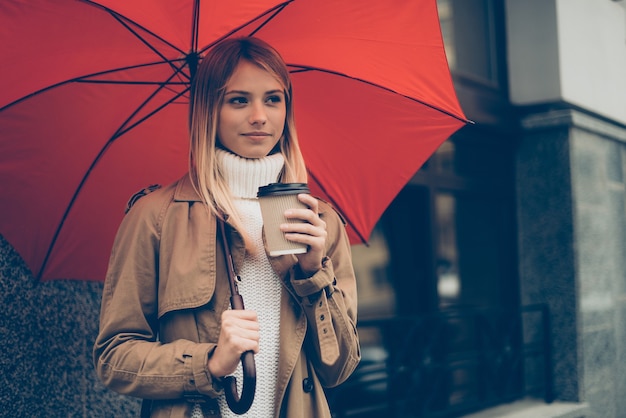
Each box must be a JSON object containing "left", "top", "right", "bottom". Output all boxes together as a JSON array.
[{"left": 340, "top": 0, "right": 626, "bottom": 417}]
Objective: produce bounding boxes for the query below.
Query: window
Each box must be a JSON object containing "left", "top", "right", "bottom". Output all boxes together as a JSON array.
[
  {"left": 354, "top": 126, "right": 517, "bottom": 319},
  {"left": 438, "top": 0, "right": 501, "bottom": 87}
]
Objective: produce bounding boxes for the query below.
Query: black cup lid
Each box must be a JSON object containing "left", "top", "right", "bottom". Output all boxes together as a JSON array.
[{"left": 257, "top": 183, "right": 310, "bottom": 197}]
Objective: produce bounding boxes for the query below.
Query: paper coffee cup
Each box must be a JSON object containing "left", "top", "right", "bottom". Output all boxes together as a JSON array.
[{"left": 257, "top": 183, "right": 310, "bottom": 256}]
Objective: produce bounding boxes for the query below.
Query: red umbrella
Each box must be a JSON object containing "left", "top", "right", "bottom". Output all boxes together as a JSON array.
[{"left": 0, "top": 0, "right": 467, "bottom": 282}]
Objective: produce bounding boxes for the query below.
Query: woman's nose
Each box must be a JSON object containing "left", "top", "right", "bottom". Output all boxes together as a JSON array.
[{"left": 249, "top": 101, "right": 267, "bottom": 125}]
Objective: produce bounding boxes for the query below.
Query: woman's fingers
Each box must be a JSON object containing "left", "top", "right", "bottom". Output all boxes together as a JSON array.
[
  {"left": 280, "top": 194, "right": 327, "bottom": 276},
  {"left": 218, "top": 310, "right": 260, "bottom": 355},
  {"left": 281, "top": 194, "right": 326, "bottom": 236},
  {"left": 221, "top": 310, "right": 260, "bottom": 349},
  {"left": 208, "top": 310, "right": 260, "bottom": 378},
  {"left": 221, "top": 309, "right": 260, "bottom": 332}
]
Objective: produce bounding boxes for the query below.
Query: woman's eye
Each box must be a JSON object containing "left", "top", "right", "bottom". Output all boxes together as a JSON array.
[
  {"left": 266, "top": 95, "right": 282, "bottom": 104},
  {"left": 229, "top": 97, "right": 248, "bottom": 105}
]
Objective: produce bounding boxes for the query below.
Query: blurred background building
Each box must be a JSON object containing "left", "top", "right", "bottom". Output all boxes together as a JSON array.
[
  {"left": 335, "top": 0, "right": 626, "bottom": 417},
  {"left": 0, "top": 0, "right": 625, "bottom": 417}
]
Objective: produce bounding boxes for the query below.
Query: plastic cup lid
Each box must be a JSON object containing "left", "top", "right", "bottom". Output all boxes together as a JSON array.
[{"left": 257, "top": 182, "right": 310, "bottom": 197}]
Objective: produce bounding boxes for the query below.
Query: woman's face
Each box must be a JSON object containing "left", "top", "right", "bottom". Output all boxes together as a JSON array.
[{"left": 217, "top": 60, "right": 286, "bottom": 159}]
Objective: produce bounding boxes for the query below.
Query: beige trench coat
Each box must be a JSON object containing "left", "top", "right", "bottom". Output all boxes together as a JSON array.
[{"left": 93, "top": 175, "right": 360, "bottom": 417}]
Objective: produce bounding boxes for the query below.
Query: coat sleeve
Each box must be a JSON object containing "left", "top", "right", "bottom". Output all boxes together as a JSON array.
[
  {"left": 92, "top": 193, "right": 222, "bottom": 400},
  {"left": 288, "top": 202, "right": 361, "bottom": 387}
]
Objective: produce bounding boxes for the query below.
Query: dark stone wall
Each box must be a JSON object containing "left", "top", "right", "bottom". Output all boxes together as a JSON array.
[
  {"left": 516, "top": 123, "right": 580, "bottom": 402},
  {"left": 0, "top": 235, "right": 140, "bottom": 417},
  {"left": 517, "top": 110, "right": 626, "bottom": 418}
]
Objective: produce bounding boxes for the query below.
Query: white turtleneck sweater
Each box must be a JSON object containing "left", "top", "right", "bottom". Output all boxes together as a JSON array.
[{"left": 193, "top": 149, "right": 285, "bottom": 418}]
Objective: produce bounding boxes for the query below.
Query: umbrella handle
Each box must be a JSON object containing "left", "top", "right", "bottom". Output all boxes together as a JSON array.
[
  {"left": 218, "top": 219, "right": 257, "bottom": 415},
  {"left": 224, "top": 348, "right": 256, "bottom": 414},
  {"left": 223, "top": 294, "right": 256, "bottom": 414}
]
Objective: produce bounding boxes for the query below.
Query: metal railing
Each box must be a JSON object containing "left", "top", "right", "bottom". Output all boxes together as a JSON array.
[{"left": 327, "top": 304, "right": 553, "bottom": 418}]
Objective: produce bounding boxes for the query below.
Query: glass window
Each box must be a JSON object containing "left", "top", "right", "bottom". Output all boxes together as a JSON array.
[
  {"left": 437, "top": 0, "right": 456, "bottom": 70},
  {"left": 435, "top": 192, "right": 461, "bottom": 305},
  {"left": 433, "top": 138, "right": 511, "bottom": 179},
  {"left": 437, "top": 0, "right": 499, "bottom": 86},
  {"left": 351, "top": 225, "right": 395, "bottom": 320},
  {"left": 435, "top": 191, "right": 515, "bottom": 309}
]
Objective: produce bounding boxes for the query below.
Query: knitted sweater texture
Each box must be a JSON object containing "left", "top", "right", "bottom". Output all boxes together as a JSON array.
[{"left": 214, "top": 149, "right": 285, "bottom": 418}]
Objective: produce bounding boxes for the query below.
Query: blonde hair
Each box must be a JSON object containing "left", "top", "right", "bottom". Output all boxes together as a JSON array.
[{"left": 188, "top": 37, "right": 307, "bottom": 250}]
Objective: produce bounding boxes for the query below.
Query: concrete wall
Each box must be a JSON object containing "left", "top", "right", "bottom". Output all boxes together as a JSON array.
[
  {"left": 506, "top": 0, "right": 626, "bottom": 125},
  {"left": 516, "top": 109, "right": 626, "bottom": 418},
  {"left": 516, "top": 112, "right": 580, "bottom": 402},
  {"left": 570, "top": 117, "right": 626, "bottom": 418},
  {"left": 0, "top": 235, "right": 140, "bottom": 417}
]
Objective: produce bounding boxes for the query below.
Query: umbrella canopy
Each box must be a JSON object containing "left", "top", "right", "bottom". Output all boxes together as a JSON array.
[{"left": 0, "top": 0, "right": 467, "bottom": 282}]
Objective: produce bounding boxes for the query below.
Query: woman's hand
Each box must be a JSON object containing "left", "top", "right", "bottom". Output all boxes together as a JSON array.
[
  {"left": 281, "top": 193, "right": 327, "bottom": 277},
  {"left": 208, "top": 309, "right": 260, "bottom": 378}
]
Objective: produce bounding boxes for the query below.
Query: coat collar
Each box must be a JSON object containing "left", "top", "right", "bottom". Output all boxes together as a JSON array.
[{"left": 173, "top": 173, "right": 203, "bottom": 202}]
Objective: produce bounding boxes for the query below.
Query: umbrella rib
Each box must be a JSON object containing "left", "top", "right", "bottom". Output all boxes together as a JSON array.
[
  {"left": 247, "top": 3, "right": 291, "bottom": 37},
  {"left": 116, "top": 84, "right": 190, "bottom": 139},
  {"left": 82, "top": 1, "right": 194, "bottom": 88},
  {"left": 82, "top": 0, "right": 185, "bottom": 56},
  {"left": 0, "top": 60, "right": 188, "bottom": 112},
  {"left": 288, "top": 66, "right": 471, "bottom": 123},
  {"left": 78, "top": 78, "right": 189, "bottom": 102},
  {"left": 191, "top": 0, "right": 200, "bottom": 52},
  {"left": 197, "top": 1, "right": 293, "bottom": 56},
  {"left": 187, "top": 0, "right": 201, "bottom": 81},
  {"left": 75, "top": 58, "right": 191, "bottom": 99},
  {"left": 106, "top": 11, "right": 189, "bottom": 79},
  {"left": 103, "top": 60, "right": 191, "bottom": 143},
  {"left": 76, "top": 80, "right": 188, "bottom": 85},
  {"left": 37, "top": 69, "right": 190, "bottom": 280}
]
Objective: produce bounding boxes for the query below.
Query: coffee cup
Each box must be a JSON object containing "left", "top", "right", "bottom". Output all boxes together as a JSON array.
[{"left": 257, "top": 183, "right": 310, "bottom": 256}]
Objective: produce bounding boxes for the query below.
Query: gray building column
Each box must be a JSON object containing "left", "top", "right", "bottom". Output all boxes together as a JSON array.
[{"left": 517, "top": 108, "right": 626, "bottom": 418}]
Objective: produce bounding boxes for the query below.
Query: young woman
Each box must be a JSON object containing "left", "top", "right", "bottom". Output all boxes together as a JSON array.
[{"left": 93, "top": 37, "right": 360, "bottom": 418}]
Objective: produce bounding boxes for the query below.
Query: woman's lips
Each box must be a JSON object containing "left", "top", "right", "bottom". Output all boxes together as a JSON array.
[{"left": 242, "top": 132, "right": 271, "bottom": 140}]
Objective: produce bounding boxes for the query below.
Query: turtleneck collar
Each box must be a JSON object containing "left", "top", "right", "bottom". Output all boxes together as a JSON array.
[{"left": 217, "top": 148, "right": 285, "bottom": 199}]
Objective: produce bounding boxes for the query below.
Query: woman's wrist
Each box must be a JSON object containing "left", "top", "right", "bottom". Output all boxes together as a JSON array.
[
  {"left": 207, "top": 349, "right": 225, "bottom": 379},
  {"left": 294, "top": 262, "right": 320, "bottom": 279},
  {"left": 295, "top": 256, "right": 330, "bottom": 279}
]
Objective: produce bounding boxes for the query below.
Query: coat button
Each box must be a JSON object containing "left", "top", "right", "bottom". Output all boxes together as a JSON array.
[{"left": 302, "top": 378, "right": 314, "bottom": 393}]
